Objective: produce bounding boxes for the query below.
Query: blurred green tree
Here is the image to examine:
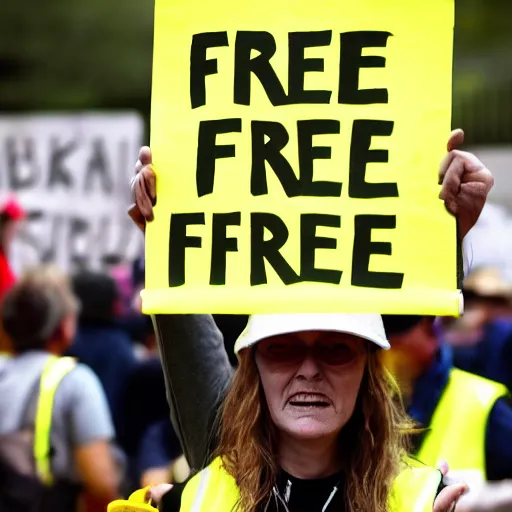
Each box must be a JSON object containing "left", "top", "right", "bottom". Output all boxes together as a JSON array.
[
  {"left": 0, "top": 0, "right": 511, "bottom": 144},
  {"left": 0, "top": 0, "right": 154, "bottom": 115},
  {"left": 453, "top": 0, "right": 512, "bottom": 143}
]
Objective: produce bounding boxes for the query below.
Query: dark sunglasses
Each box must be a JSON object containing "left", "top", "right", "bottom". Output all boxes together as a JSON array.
[{"left": 256, "top": 334, "right": 365, "bottom": 366}]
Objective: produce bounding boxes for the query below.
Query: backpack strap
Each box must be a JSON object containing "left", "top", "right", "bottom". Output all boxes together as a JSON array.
[{"left": 33, "top": 356, "right": 76, "bottom": 486}]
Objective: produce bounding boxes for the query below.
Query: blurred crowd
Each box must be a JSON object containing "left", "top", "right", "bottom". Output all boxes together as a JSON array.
[{"left": 0, "top": 194, "right": 248, "bottom": 510}]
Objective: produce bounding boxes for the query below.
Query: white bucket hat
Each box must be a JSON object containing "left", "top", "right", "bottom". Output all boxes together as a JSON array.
[{"left": 234, "top": 313, "right": 390, "bottom": 354}]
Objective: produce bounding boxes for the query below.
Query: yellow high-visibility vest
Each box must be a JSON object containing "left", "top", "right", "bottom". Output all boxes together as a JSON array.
[
  {"left": 34, "top": 355, "right": 76, "bottom": 485},
  {"left": 179, "top": 456, "right": 442, "bottom": 512},
  {"left": 416, "top": 368, "right": 507, "bottom": 479}
]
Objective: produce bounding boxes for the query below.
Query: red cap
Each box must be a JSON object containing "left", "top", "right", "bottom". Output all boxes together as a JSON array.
[{"left": 0, "top": 195, "right": 26, "bottom": 220}]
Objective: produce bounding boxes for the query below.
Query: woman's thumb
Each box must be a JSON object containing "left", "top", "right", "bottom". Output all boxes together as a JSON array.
[
  {"left": 434, "top": 483, "right": 468, "bottom": 512},
  {"left": 128, "top": 203, "right": 147, "bottom": 233}
]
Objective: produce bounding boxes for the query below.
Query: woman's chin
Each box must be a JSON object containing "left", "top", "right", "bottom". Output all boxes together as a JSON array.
[{"left": 282, "top": 417, "right": 340, "bottom": 440}]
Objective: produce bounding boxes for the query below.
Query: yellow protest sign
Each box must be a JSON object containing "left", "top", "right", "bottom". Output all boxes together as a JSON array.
[{"left": 143, "top": 0, "right": 461, "bottom": 315}]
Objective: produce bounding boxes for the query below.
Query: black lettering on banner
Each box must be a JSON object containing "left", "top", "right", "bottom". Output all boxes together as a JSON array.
[
  {"left": 96, "top": 216, "right": 109, "bottom": 265},
  {"left": 68, "top": 216, "right": 90, "bottom": 267},
  {"left": 196, "top": 119, "right": 242, "bottom": 197},
  {"left": 250, "top": 212, "right": 299, "bottom": 285},
  {"left": 351, "top": 214, "right": 404, "bottom": 288},
  {"left": 251, "top": 121, "right": 300, "bottom": 197},
  {"left": 97, "top": 216, "right": 116, "bottom": 265},
  {"left": 349, "top": 120, "right": 397, "bottom": 198},
  {"left": 298, "top": 120, "right": 342, "bottom": 196},
  {"left": 300, "top": 214, "right": 342, "bottom": 284},
  {"left": 210, "top": 212, "right": 241, "bottom": 285},
  {"left": 47, "top": 138, "right": 76, "bottom": 189},
  {"left": 234, "top": 31, "right": 288, "bottom": 106},
  {"left": 84, "top": 138, "right": 114, "bottom": 194},
  {"left": 5, "top": 137, "right": 39, "bottom": 190},
  {"left": 25, "top": 210, "right": 44, "bottom": 227},
  {"left": 288, "top": 31, "right": 332, "bottom": 104},
  {"left": 40, "top": 213, "right": 63, "bottom": 264},
  {"left": 338, "top": 31, "right": 392, "bottom": 105},
  {"left": 18, "top": 210, "right": 44, "bottom": 260},
  {"left": 168, "top": 213, "right": 205, "bottom": 287},
  {"left": 190, "top": 32, "right": 229, "bottom": 109},
  {"left": 110, "top": 216, "right": 135, "bottom": 265},
  {"left": 117, "top": 139, "right": 130, "bottom": 199}
]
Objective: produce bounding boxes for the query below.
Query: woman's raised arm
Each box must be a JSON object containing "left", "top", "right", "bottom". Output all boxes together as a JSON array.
[{"left": 130, "top": 147, "right": 235, "bottom": 470}]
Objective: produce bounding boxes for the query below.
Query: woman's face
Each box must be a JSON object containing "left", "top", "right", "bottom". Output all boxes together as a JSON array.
[{"left": 255, "top": 330, "right": 367, "bottom": 442}]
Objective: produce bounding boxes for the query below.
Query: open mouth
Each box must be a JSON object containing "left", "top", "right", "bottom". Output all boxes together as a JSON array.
[
  {"left": 288, "top": 393, "right": 331, "bottom": 408},
  {"left": 289, "top": 401, "right": 330, "bottom": 408}
]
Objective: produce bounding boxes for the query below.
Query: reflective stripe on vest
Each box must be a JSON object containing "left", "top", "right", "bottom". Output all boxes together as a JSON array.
[
  {"left": 416, "top": 368, "right": 507, "bottom": 479},
  {"left": 34, "top": 356, "right": 76, "bottom": 486},
  {"left": 180, "top": 456, "right": 441, "bottom": 512}
]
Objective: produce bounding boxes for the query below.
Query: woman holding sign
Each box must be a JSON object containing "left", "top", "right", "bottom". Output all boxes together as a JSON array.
[
  {"left": 112, "top": 312, "right": 464, "bottom": 511},
  {"left": 110, "top": 129, "right": 497, "bottom": 511}
]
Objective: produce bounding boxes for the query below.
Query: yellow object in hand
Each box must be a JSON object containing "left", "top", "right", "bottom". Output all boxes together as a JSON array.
[{"left": 108, "top": 487, "right": 159, "bottom": 512}]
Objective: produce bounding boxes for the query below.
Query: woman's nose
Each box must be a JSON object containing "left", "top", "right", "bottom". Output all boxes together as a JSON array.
[{"left": 296, "top": 354, "right": 322, "bottom": 380}]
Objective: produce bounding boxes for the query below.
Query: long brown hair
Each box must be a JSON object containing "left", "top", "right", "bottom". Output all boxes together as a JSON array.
[{"left": 215, "top": 346, "right": 414, "bottom": 511}]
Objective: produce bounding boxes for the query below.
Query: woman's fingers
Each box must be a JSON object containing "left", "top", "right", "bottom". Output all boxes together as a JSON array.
[
  {"left": 145, "top": 483, "right": 173, "bottom": 506},
  {"left": 438, "top": 128, "right": 465, "bottom": 186},
  {"left": 131, "top": 163, "right": 156, "bottom": 223},
  {"left": 134, "top": 147, "right": 152, "bottom": 177},
  {"left": 135, "top": 175, "right": 154, "bottom": 221},
  {"left": 145, "top": 166, "right": 157, "bottom": 203},
  {"left": 128, "top": 147, "right": 157, "bottom": 232},
  {"left": 439, "top": 155, "right": 464, "bottom": 203},
  {"left": 139, "top": 146, "right": 153, "bottom": 168},
  {"left": 128, "top": 203, "right": 147, "bottom": 233},
  {"left": 447, "top": 129, "right": 464, "bottom": 152},
  {"left": 437, "top": 459, "right": 450, "bottom": 477},
  {"left": 434, "top": 483, "right": 469, "bottom": 512}
]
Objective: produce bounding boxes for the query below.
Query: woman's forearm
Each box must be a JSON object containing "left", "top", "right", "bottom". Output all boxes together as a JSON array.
[{"left": 152, "top": 314, "right": 235, "bottom": 470}]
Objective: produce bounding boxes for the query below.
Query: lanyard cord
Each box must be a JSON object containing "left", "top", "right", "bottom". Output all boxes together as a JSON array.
[
  {"left": 271, "top": 478, "right": 342, "bottom": 511},
  {"left": 322, "top": 485, "right": 339, "bottom": 512}
]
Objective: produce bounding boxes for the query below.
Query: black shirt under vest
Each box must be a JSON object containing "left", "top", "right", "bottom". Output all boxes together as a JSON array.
[
  {"left": 261, "top": 470, "right": 345, "bottom": 511},
  {"left": 159, "top": 470, "right": 346, "bottom": 511}
]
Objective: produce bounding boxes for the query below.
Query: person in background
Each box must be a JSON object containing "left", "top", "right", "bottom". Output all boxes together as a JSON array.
[
  {"left": 132, "top": 254, "right": 247, "bottom": 363},
  {"left": 104, "top": 254, "right": 150, "bottom": 345},
  {"left": 117, "top": 321, "right": 173, "bottom": 492},
  {"left": 136, "top": 420, "right": 187, "bottom": 489},
  {"left": 213, "top": 314, "right": 248, "bottom": 366},
  {"left": 463, "top": 268, "right": 512, "bottom": 322},
  {"left": 0, "top": 194, "right": 25, "bottom": 303},
  {"left": 381, "top": 315, "right": 512, "bottom": 483},
  {"left": 0, "top": 194, "right": 26, "bottom": 354},
  {"left": 0, "top": 266, "right": 120, "bottom": 510},
  {"left": 132, "top": 255, "right": 145, "bottom": 304},
  {"left": 105, "top": 256, "right": 135, "bottom": 316},
  {"left": 442, "top": 267, "right": 512, "bottom": 389},
  {"left": 121, "top": 260, "right": 188, "bottom": 492},
  {"left": 67, "top": 270, "right": 138, "bottom": 434}
]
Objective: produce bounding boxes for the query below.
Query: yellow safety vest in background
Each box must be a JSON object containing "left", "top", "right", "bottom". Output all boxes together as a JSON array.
[
  {"left": 416, "top": 368, "right": 508, "bottom": 479},
  {"left": 34, "top": 356, "right": 76, "bottom": 485},
  {"left": 180, "top": 456, "right": 442, "bottom": 512}
]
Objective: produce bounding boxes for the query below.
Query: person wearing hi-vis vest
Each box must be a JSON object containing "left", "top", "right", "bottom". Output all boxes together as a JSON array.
[
  {"left": 0, "top": 266, "right": 122, "bottom": 511},
  {"left": 110, "top": 312, "right": 468, "bottom": 512},
  {"left": 380, "top": 315, "right": 512, "bottom": 485}
]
